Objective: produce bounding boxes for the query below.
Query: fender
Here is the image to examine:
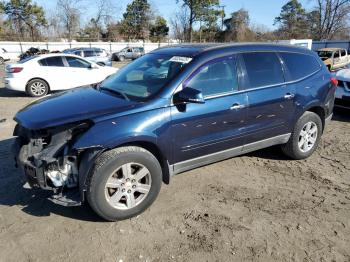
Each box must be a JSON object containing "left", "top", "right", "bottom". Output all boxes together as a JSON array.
[
  {"left": 73, "top": 107, "right": 171, "bottom": 151},
  {"left": 73, "top": 107, "right": 173, "bottom": 201}
]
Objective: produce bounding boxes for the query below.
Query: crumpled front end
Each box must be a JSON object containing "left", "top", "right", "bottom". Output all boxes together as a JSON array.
[{"left": 13, "top": 122, "right": 93, "bottom": 206}]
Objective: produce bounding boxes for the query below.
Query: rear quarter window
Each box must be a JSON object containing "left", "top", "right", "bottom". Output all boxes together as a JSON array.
[{"left": 279, "top": 52, "right": 321, "bottom": 81}]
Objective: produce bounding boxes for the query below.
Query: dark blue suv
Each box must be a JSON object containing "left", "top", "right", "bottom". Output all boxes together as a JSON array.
[{"left": 13, "top": 44, "right": 336, "bottom": 221}]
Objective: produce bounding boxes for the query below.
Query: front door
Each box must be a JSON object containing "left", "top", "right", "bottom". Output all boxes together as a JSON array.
[
  {"left": 63, "top": 56, "right": 101, "bottom": 87},
  {"left": 170, "top": 55, "right": 249, "bottom": 164}
]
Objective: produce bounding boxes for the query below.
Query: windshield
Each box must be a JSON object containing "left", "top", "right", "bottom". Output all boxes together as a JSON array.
[
  {"left": 101, "top": 54, "right": 191, "bottom": 101},
  {"left": 317, "top": 51, "right": 333, "bottom": 58}
]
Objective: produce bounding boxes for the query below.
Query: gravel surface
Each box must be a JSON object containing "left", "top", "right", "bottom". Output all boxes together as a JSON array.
[{"left": 0, "top": 63, "right": 349, "bottom": 262}]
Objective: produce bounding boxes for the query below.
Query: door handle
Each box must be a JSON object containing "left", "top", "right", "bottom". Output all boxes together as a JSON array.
[
  {"left": 230, "top": 103, "right": 246, "bottom": 110},
  {"left": 284, "top": 93, "right": 295, "bottom": 99}
]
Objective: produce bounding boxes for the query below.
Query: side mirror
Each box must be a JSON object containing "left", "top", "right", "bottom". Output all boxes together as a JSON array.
[
  {"left": 89, "top": 63, "right": 99, "bottom": 69},
  {"left": 173, "top": 87, "right": 205, "bottom": 104}
]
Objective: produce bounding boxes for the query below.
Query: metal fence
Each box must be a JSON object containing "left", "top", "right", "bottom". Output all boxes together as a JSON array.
[
  {"left": 1, "top": 40, "right": 350, "bottom": 60},
  {"left": 0, "top": 41, "right": 173, "bottom": 60}
]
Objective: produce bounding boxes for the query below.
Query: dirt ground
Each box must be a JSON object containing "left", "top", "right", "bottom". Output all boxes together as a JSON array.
[{"left": 0, "top": 62, "right": 349, "bottom": 262}]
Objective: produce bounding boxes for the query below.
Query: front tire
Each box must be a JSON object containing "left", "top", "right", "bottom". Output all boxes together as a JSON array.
[
  {"left": 0, "top": 57, "right": 4, "bottom": 65},
  {"left": 87, "top": 146, "right": 162, "bottom": 221},
  {"left": 26, "top": 79, "right": 49, "bottom": 97},
  {"left": 281, "top": 111, "right": 322, "bottom": 160}
]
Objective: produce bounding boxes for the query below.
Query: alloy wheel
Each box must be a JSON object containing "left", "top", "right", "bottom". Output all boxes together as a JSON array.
[
  {"left": 30, "top": 82, "right": 47, "bottom": 96},
  {"left": 298, "top": 121, "right": 318, "bottom": 153},
  {"left": 105, "top": 162, "right": 152, "bottom": 210}
]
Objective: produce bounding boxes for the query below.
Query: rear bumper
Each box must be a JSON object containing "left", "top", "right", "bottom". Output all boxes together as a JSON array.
[{"left": 5, "top": 77, "right": 27, "bottom": 92}]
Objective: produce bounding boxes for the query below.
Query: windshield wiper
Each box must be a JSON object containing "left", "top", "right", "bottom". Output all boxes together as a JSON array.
[{"left": 99, "top": 86, "right": 130, "bottom": 101}]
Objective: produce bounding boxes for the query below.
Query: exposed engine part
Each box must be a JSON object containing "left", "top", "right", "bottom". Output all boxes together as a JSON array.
[
  {"left": 46, "top": 158, "right": 78, "bottom": 188},
  {"left": 13, "top": 122, "right": 91, "bottom": 190}
]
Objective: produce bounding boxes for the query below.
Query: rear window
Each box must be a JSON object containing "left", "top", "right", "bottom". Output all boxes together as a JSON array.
[
  {"left": 39, "top": 57, "right": 64, "bottom": 67},
  {"left": 18, "top": 55, "right": 38, "bottom": 64},
  {"left": 241, "top": 52, "right": 284, "bottom": 89},
  {"left": 279, "top": 52, "right": 321, "bottom": 80}
]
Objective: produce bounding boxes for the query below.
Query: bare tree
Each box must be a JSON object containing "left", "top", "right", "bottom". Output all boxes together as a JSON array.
[
  {"left": 170, "top": 8, "right": 190, "bottom": 42},
  {"left": 224, "top": 8, "right": 250, "bottom": 41},
  {"left": 88, "top": 0, "right": 115, "bottom": 40},
  {"left": 57, "top": 0, "right": 82, "bottom": 41},
  {"left": 311, "top": 0, "right": 350, "bottom": 40}
]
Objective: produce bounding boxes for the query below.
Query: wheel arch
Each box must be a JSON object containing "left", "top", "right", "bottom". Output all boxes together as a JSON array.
[
  {"left": 78, "top": 139, "right": 171, "bottom": 204},
  {"left": 26, "top": 77, "right": 51, "bottom": 91},
  {"left": 305, "top": 105, "right": 326, "bottom": 132},
  {"left": 116, "top": 141, "right": 171, "bottom": 185}
]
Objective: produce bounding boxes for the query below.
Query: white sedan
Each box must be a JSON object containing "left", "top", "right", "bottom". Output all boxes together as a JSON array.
[{"left": 5, "top": 53, "right": 118, "bottom": 97}]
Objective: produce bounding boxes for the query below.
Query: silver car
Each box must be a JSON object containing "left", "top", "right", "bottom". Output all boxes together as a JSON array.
[
  {"left": 112, "top": 47, "right": 145, "bottom": 62},
  {"left": 63, "top": 48, "right": 112, "bottom": 66}
]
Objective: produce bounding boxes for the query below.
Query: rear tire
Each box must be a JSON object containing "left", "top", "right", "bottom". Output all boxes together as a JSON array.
[
  {"left": 87, "top": 146, "right": 162, "bottom": 221},
  {"left": 118, "top": 55, "right": 125, "bottom": 62},
  {"left": 281, "top": 111, "right": 322, "bottom": 160},
  {"left": 0, "top": 57, "right": 4, "bottom": 65},
  {"left": 26, "top": 79, "right": 49, "bottom": 97}
]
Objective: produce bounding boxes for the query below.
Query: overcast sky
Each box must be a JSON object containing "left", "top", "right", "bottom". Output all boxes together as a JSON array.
[{"left": 35, "top": 0, "right": 315, "bottom": 29}]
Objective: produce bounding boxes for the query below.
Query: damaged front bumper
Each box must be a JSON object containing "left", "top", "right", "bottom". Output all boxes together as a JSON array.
[{"left": 13, "top": 122, "right": 98, "bottom": 206}]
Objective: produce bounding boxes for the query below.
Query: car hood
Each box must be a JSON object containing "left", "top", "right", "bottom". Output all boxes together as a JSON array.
[{"left": 15, "top": 86, "right": 139, "bottom": 130}]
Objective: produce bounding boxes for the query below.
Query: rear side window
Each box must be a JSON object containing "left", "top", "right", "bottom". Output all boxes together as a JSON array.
[
  {"left": 241, "top": 52, "right": 284, "bottom": 88},
  {"left": 95, "top": 50, "right": 106, "bottom": 56},
  {"left": 279, "top": 52, "right": 321, "bottom": 80},
  {"left": 83, "top": 50, "right": 95, "bottom": 57},
  {"left": 184, "top": 56, "right": 238, "bottom": 97},
  {"left": 39, "top": 57, "right": 64, "bottom": 67},
  {"left": 340, "top": 49, "right": 346, "bottom": 56}
]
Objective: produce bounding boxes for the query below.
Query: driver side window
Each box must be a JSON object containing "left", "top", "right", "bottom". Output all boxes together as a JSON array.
[
  {"left": 184, "top": 56, "right": 238, "bottom": 97},
  {"left": 66, "top": 56, "right": 91, "bottom": 68}
]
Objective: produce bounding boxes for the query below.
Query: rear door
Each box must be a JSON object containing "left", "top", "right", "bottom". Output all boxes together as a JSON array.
[
  {"left": 239, "top": 52, "right": 296, "bottom": 144},
  {"left": 125, "top": 48, "right": 133, "bottom": 59},
  {"left": 83, "top": 50, "right": 97, "bottom": 63},
  {"left": 37, "top": 56, "right": 71, "bottom": 90},
  {"left": 170, "top": 55, "right": 249, "bottom": 164}
]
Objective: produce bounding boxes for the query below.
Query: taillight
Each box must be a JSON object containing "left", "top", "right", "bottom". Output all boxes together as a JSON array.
[
  {"left": 330, "top": 77, "right": 338, "bottom": 87},
  {"left": 7, "top": 67, "right": 23, "bottom": 73}
]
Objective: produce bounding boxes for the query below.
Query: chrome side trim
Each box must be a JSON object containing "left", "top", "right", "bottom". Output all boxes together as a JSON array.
[{"left": 171, "top": 133, "right": 291, "bottom": 175}]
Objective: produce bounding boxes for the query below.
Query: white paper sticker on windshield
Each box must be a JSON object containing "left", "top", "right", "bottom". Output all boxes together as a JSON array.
[{"left": 169, "top": 56, "right": 192, "bottom": 64}]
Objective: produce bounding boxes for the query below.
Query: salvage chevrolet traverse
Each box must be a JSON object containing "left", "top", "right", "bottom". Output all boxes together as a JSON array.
[{"left": 13, "top": 44, "right": 336, "bottom": 221}]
